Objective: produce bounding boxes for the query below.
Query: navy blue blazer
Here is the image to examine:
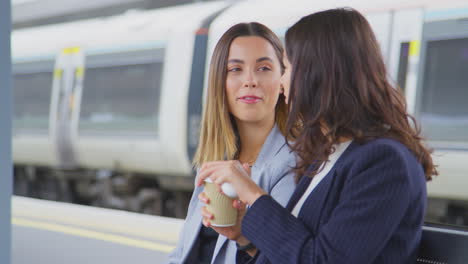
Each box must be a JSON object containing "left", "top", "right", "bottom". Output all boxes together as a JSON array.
[{"left": 240, "top": 138, "right": 427, "bottom": 264}]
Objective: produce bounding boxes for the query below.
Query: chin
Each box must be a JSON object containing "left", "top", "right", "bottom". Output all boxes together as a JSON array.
[
  {"left": 238, "top": 117, "right": 261, "bottom": 123},
  {"left": 234, "top": 114, "right": 264, "bottom": 123},
  {"left": 232, "top": 109, "right": 274, "bottom": 124}
]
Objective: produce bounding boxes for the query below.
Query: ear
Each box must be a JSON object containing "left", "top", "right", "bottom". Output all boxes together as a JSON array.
[{"left": 280, "top": 84, "right": 285, "bottom": 94}]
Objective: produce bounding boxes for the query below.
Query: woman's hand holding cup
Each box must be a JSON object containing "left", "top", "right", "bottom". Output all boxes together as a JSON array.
[
  {"left": 197, "top": 160, "right": 266, "bottom": 244},
  {"left": 199, "top": 191, "right": 246, "bottom": 241},
  {"left": 197, "top": 160, "right": 267, "bottom": 206}
]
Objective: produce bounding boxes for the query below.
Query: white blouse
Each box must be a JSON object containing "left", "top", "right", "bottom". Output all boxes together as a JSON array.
[{"left": 292, "top": 141, "right": 352, "bottom": 217}]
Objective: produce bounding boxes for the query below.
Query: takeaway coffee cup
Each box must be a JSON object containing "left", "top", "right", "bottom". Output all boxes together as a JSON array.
[{"left": 203, "top": 179, "right": 238, "bottom": 227}]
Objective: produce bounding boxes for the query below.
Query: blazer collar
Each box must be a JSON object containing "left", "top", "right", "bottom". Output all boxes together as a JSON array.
[
  {"left": 252, "top": 124, "right": 287, "bottom": 170},
  {"left": 286, "top": 140, "right": 357, "bottom": 212}
]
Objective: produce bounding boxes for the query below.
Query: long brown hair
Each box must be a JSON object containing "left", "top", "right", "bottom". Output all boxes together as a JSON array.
[
  {"left": 284, "top": 8, "right": 437, "bottom": 181},
  {"left": 193, "top": 22, "right": 287, "bottom": 167}
]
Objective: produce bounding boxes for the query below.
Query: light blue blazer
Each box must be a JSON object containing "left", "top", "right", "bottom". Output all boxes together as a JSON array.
[{"left": 167, "top": 125, "right": 296, "bottom": 264}]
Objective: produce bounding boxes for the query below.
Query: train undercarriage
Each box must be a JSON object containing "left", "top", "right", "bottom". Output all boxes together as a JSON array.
[
  {"left": 13, "top": 165, "right": 468, "bottom": 226},
  {"left": 13, "top": 166, "right": 193, "bottom": 219}
]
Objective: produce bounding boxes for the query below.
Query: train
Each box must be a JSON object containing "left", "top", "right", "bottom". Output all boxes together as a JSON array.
[{"left": 11, "top": 0, "right": 468, "bottom": 222}]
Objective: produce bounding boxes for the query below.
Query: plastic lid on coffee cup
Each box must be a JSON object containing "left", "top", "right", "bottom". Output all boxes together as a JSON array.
[{"left": 204, "top": 178, "right": 238, "bottom": 198}]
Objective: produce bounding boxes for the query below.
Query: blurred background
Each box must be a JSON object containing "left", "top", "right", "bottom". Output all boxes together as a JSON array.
[
  {"left": 10, "top": 0, "right": 468, "bottom": 230},
  {"left": 12, "top": 0, "right": 221, "bottom": 29},
  {"left": 8, "top": 0, "right": 468, "bottom": 263}
]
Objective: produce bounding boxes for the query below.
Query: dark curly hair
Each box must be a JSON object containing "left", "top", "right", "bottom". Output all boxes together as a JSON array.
[{"left": 284, "top": 8, "right": 437, "bottom": 182}]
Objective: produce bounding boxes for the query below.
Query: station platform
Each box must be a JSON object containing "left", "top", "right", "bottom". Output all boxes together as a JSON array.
[{"left": 11, "top": 196, "right": 183, "bottom": 264}]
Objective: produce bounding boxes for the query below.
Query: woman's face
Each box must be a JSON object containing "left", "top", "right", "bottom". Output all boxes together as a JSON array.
[
  {"left": 280, "top": 53, "right": 291, "bottom": 104},
  {"left": 225, "top": 36, "right": 282, "bottom": 125}
]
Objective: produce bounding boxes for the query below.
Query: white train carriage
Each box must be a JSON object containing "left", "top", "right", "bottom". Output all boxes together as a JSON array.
[
  {"left": 207, "top": 0, "right": 468, "bottom": 222},
  {"left": 12, "top": 1, "right": 229, "bottom": 216},
  {"left": 12, "top": 0, "right": 468, "bottom": 221}
]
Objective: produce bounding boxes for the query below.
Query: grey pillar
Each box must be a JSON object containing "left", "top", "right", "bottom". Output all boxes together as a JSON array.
[{"left": 0, "top": 0, "right": 12, "bottom": 263}]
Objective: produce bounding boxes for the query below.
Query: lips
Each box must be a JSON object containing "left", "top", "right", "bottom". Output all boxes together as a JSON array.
[{"left": 237, "top": 95, "right": 262, "bottom": 104}]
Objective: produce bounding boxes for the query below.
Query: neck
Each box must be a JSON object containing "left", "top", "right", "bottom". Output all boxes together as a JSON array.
[{"left": 236, "top": 118, "right": 275, "bottom": 163}]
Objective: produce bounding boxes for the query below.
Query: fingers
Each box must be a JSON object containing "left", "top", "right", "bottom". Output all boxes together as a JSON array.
[
  {"left": 201, "top": 206, "right": 213, "bottom": 227},
  {"left": 197, "top": 163, "right": 227, "bottom": 186},
  {"left": 202, "top": 218, "right": 211, "bottom": 228},
  {"left": 196, "top": 167, "right": 214, "bottom": 186},
  {"left": 242, "top": 163, "right": 252, "bottom": 177},
  {"left": 197, "top": 160, "right": 245, "bottom": 187},
  {"left": 198, "top": 192, "right": 210, "bottom": 204},
  {"left": 233, "top": 199, "right": 246, "bottom": 211},
  {"left": 201, "top": 206, "right": 213, "bottom": 218},
  {"left": 213, "top": 175, "right": 225, "bottom": 186},
  {"left": 232, "top": 199, "right": 242, "bottom": 209},
  {"left": 214, "top": 181, "right": 223, "bottom": 194}
]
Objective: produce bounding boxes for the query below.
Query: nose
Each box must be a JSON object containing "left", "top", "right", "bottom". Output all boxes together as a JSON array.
[{"left": 243, "top": 71, "right": 258, "bottom": 88}]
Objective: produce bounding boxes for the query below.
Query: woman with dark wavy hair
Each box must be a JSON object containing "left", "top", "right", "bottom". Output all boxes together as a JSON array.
[{"left": 197, "top": 8, "right": 437, "bottom": 264}]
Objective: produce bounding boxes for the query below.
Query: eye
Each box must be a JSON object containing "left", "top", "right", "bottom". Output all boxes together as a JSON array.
[
  {"left": 228, "top": 67, "right": 241, "bottom": 72},
  {"left": 258, "top": 66, "right": 272, "bottom": 71}
]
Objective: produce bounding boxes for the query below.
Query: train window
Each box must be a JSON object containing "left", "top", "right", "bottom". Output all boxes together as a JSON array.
[
  {"left": 420, "top": 37, "right": 468, "bottom": 141},
  {"left": 13, "top": 63, "right": 54, "bottom": 132},
  {"left": 396, "top": 42, "right": 410, "bottom": 93},
  {"left": 79, "top": 61, "right": 163, "bottom": 135}
]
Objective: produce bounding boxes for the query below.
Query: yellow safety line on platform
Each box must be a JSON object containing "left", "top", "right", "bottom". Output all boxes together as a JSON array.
[
  {"left": 12, "top": 217, "right": 175, "bottom": 253},
  {"left": 12, "top": 212, "right": 179, "bottom": 243}
]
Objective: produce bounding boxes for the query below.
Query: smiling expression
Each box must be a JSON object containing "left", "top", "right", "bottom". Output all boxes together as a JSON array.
[{"left": 225, "top": 36, "right": 283, "bottom": 125}]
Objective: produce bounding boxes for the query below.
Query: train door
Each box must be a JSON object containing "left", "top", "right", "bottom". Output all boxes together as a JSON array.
[
  {"left": 387, "top": 8, "right": 424, "bottom": 115},
  {"left": 49, "top": 47, "right": 84, "bottom": 169}
]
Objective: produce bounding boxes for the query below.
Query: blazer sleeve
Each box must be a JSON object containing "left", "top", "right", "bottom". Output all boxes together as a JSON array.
[{"left": 241, "top": 143, "right": 417, "bottom": 264}]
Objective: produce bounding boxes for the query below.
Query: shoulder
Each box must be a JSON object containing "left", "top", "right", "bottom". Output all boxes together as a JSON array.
[
  {"left": 253, "top": 140, "right": 296, "bottom": 191},
  {"left": 274, "top": 141, "right": 297, "bottom": 164},
  {"left": 344, "top": 138, "right": 416, "bottom": 165},
  {"left": 338, "top": 138, "right": 424, "bottom": 185},
  {"left": 263, "top": 141, "right": 296, "bottom": 174},
  {"left": 262, "top": 143, "right": 297, "bottom": 189},
  {"left": 252, "top": 127, "right": 297, "bottom": 191},
  {"left": 259, "top": 128, "right": 297, "bottom": 172}
]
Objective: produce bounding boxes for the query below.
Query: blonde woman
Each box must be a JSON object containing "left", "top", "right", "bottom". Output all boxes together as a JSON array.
[{"left": 167, "top": 22, "right": 296, "bottom": 264}]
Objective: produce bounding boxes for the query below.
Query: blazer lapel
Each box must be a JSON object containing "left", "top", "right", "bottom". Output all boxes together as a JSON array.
[
  {"left": 286, "top": 167, "right": 337, "bottom": 234},
  {"left": 181, "top": 189, "right": 204, "bottom": 262},
  {"left": 286, "top": 176, "right": 312, "bottom": 211},
  {"left": 210, "top": 235, "right": 228, "bottom": 264},
  {"left": 299, "top": 170, "right": 335, "bottom": 230},
  {"left": 252, "top": 125, "right": 287, "bottom": 170}
]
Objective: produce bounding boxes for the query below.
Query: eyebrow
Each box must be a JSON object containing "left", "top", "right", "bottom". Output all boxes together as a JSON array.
[
  {"left": 227, "top": 57, "right": 274, "bottom": 64},
  {"left": 256, "top": 57, "right": 273, "bottom": 63}
]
